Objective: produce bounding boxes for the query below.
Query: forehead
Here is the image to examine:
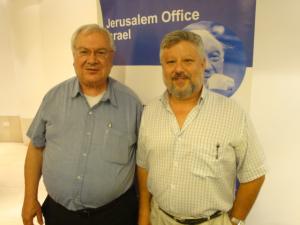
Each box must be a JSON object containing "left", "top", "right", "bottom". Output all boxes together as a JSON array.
[
  {"left": 162, "top": 40, "right": 200, "bottom": 57},
  {"left": 75, "top": 31, "right": 110, "bottom": 48}
]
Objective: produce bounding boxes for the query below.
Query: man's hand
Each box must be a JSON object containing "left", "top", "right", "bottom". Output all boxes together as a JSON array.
[{"left": 22, "top": 198, "right": 43, "bottom": 225}]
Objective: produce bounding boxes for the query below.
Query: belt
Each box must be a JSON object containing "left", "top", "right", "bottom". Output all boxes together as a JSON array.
[
  {"left": 159, "top": 208, "right": 222, "bottom": 225},
  {"left": 74, "top": 186, "right": 135, "bottom": 217},
  {"left": 46, "top": 186, "right": 135, "bottom": 217}
]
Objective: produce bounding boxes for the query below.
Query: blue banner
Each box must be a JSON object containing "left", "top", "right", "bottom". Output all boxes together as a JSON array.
[{"left": 99, "top": 0, "right": 256, "bottom": 97}]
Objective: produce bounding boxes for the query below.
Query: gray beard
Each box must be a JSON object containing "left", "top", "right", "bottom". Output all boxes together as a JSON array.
[{"left": 168, "top": 83, "right": 195, "bottom": 100}]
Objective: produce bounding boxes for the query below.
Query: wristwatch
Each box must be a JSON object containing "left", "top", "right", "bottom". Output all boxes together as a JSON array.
[{"left": 231, "top": 217, "right": 245, "bottom": 225}]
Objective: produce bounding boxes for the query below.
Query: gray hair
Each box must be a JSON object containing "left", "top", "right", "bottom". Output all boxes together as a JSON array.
[
  {"left": 71, "top": 24, "right": 116, "bottom": 53},
  {"left": 159, "top": 30, "right": 205, "bottom": 62}
]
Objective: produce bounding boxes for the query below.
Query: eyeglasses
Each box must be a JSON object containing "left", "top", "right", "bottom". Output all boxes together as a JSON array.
[{"left": 76, "top": 48, "right": 113, "bottom": 59}]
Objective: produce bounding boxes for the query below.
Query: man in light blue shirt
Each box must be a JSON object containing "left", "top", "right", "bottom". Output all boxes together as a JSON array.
[{"left": 22, "top": 24, "right": 143, "bottom": 225}]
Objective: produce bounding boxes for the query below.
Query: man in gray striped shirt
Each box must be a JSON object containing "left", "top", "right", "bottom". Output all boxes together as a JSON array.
[
  {"left": 137, "top": 30, "right": 266, "bottom": 225},
  {"left": 22, "top": 24, "right": 143, "bottom": 225}
]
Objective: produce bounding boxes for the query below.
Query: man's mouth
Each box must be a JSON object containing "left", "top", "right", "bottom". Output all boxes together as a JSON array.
[
  {"left": 172, "top": 74, "right": 189, "bottom": 80},
  {"left": 86, "top": 68, "right": 99, "bottom": 72}
]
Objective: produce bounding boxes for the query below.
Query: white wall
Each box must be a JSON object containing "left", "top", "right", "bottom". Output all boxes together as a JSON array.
[
  {"left": 38, "top": 0, "right": 99, "bottom": 89},
  {"left": 7, "top": 0, "right": 45, "bottom": 118},
  {"left": 1, "top": 0, "right": 300, "bottom": 224},
  {"left": 0, "top": 0, "right": 18, "bottom": 115},
  {"left": 4, "top": 0, "right": 99, "bottom": 117},
  {"left": 246, "top": 0, "right": 300, "bottom": 224}
]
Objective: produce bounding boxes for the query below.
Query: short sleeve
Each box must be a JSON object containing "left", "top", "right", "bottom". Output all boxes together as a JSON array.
[
  {"left": 236, "top": 114, "right": 267, "bottom": 183},
  {"left": 27, "top": 97, "right": 48, "bottom": 148},
  {"left": 136, "top": 116, "right": 149, "bottom": 170}
]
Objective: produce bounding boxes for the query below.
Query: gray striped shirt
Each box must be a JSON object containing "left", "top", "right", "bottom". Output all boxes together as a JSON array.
[{"left": 28, "top": 77, "right": 143, "bottom": 210}]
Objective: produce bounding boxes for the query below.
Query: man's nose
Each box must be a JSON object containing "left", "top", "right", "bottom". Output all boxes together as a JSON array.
[
  {"left": 174, "top": 62, "right": 184, "bottom": 72},
  {"left": 87, "top": 52, "right": 98, "bottom": 63}
]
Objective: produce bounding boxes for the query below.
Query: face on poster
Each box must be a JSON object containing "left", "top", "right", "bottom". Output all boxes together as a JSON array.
[{"left": 100, "top": 0, "right": 256, "bottom": 97}]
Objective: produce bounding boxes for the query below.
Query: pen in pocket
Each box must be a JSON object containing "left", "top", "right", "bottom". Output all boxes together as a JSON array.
[{"left": 216, "top": 143, "right": 220, "bottom": 159}]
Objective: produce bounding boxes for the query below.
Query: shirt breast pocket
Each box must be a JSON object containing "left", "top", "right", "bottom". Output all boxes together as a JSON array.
[
  {"left": 102, "top": 128, "right": 136, "bottom": 164},
  {"left": 190, "top": 148, "right": 222, "bottom": 178}
]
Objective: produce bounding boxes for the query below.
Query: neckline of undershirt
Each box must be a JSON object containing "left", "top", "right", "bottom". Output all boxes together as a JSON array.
[{"left": 84, "top": 92, "right": 105, "bottom": 107}]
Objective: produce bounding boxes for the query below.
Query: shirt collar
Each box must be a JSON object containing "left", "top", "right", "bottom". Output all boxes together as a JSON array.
[
  {"left": 71, "top": 78, "right": 81, "bottom": 98},
  {"left": 199, "top": 86, "right": 208, "bottom": 103},
  {"left": 101, "top": 78, "right": 118, "bottom": 107},
  {"left": 71, "top": 77, "right": 118, "bottom": 107}
]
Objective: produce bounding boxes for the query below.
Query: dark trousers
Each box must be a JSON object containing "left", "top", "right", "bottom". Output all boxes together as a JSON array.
[{"left": 42, "top": 187, "right": 138, "bottom": 225}]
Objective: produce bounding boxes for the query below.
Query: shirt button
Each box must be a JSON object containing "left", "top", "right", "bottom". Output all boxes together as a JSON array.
[
  {"left": 82, "top": 153, "right": 87, "bottom": 157},
  {"left": 77, "top": 176, "right": 82, "bottom": 180},
  {"left": 88, "top": 111, "right": 93, "bottom": 115}
]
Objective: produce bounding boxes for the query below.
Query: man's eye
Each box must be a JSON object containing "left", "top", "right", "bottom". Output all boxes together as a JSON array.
[
  {"left": 96, "top": 51, "right": 107, "bottom": 55},
  {"left": 166, "top": 60, "right": 175, "bottom": 64},
  {"left": 183, "top": 59, "right": 194, "bottom": 63},
  {"left": 79, "top": 50, "right": 88, "bottom": 55}
]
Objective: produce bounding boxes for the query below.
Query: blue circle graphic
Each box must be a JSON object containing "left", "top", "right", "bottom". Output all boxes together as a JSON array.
[{"left": 184, "top": 21, "right": 246, "bottom": 97}]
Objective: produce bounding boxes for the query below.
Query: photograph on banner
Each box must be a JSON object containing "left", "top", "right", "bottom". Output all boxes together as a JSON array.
[
  {"left": 99, "top": 0, "right": 256, "bottom": 97},
  {"left": 184, "top": 21, "right": 246, "bottom": 97}
]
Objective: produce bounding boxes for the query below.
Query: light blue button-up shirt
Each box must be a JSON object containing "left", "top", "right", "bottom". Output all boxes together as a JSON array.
[{"left": 28, "top": 77, "right": 143, "bottom": 210}]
